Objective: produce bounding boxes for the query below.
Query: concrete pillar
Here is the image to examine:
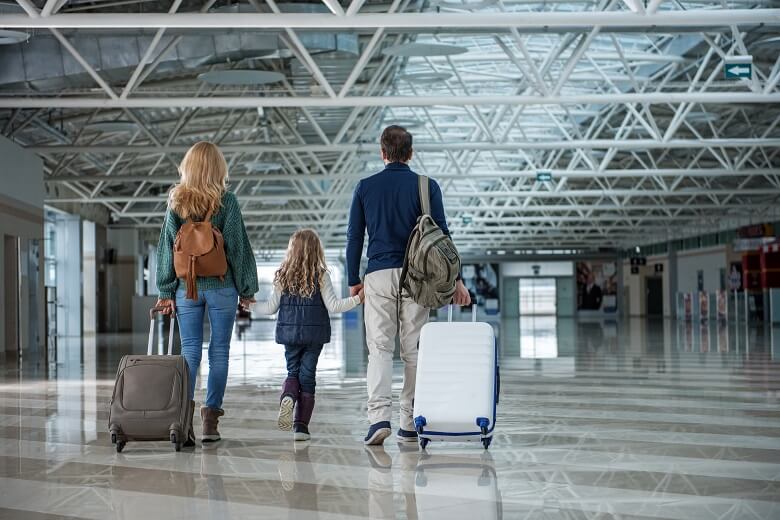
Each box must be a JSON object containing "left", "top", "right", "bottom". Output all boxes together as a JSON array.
[
  {"left": 668, "top": 241, "right": 679, "bottom": 319},
  {"left": 501, "top": 277, "right": 520, "bottom": 318},
  {"left": 55, "top": 214, "right": 82, "bottom": 340},
  {"left": 106, "top": 229, "right": 139, "bottom": 332},
  {"left": 83, "top": 220, "right": 97, "bottom": 335}
]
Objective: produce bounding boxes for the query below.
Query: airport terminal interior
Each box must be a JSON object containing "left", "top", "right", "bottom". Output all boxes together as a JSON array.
[{"left": 1, "top": 0, "right": 780, "bottom": 518}]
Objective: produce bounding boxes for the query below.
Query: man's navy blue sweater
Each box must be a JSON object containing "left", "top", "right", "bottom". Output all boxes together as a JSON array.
[{"left": 346, "top": 162, "right": 449, "bottom": 287}]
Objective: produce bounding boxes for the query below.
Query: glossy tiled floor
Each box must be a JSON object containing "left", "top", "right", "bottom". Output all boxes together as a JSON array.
[{"left": 1, "top": 316, "right": 779, "bottom": 519}]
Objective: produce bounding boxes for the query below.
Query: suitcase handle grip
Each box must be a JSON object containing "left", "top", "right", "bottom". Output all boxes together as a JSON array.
[
  {"left": 149, "top": 305, "right": 173, "bottom": 319},
  {"left": 148, "top": 307, "right": 177, "bottom": 356},
  {"left": 447, "top": 304, "right": 477, "bottom": 322}
]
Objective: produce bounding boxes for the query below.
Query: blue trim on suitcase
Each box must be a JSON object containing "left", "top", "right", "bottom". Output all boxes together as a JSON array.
[{"left": 415, "top": 337, "right": 499, "bottom": 439}]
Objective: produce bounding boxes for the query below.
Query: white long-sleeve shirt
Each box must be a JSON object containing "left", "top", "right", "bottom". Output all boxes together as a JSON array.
[{"left": 253, "top": 272, "right": 360, "bottom": 315}]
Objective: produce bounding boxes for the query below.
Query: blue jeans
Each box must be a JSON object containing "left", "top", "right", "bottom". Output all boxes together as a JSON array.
[
  {"left": 176, "top": 286, "right": 238, "bottom": 409},
  {"left": 284, "top": 344, "right": 323, "bottom": 394}
]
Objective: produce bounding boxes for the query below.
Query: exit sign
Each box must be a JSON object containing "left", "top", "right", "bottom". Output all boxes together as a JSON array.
[
  {"left": 536, "top": 171, "right": 552, "bottom": 182},
  {"left": 725, "top": 56, "right": 753, "bottom": 79}
]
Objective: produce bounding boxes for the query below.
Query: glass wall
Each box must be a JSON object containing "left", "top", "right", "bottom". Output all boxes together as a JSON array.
[{"left": 519, "top": 277, "right": 557, "bottom": 316}]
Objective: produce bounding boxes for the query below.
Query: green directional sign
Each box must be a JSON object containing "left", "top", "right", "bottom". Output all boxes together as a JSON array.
[
  {"left": 536, "top": 171, "right": 552, "bottom": 182},
  {"left": 461, "top": 214, "right": 473, "bottom": 225},
  {"left": 724, "top": 56, "right": 753, "bottom": 80},
  {"left": 725, "top": 62, "right": 752, "bottom": 79}
]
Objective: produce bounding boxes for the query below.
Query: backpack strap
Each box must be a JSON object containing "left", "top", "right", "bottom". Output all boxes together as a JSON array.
[
  {"left": 418, "top": 175, "right": 430, "bottom": 216},
  {"left": 186, "top": 255, "right": 198, "bottom": 300}
]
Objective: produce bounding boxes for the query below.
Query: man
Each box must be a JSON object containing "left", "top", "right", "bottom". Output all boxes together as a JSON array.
[
  {"left": 581, "top": 271, "right": 603, "bottom": 310},
  {"left": 346, "top": 125, "right": 471, "bottom": 446}
]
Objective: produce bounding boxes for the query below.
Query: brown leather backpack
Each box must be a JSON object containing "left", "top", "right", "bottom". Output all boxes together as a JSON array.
[{"left": 173, "top": 210, "right": 228, "bottom": 300}]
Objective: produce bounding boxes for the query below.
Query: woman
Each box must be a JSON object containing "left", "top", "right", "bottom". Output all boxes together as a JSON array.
[{"left": 156, "top": 141, "right": 258, "bottom": 445}]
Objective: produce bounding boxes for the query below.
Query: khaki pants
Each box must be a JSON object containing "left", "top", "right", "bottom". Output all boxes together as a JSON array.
[{"left": 364, "top": 268, "right": 429, "bottom": 430}]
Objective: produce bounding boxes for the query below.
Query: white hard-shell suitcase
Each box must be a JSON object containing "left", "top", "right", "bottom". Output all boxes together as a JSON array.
[
  {"left": 415, "top": 454, "right": 502, "bottom": 519},
  {"left": 413, "top": 305, "right": 499, "bottom": 450}
]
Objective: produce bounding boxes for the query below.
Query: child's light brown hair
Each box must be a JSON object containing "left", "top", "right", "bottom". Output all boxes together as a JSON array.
[{"left": 274, "top": 229, "right": 328, "bottom": 298}]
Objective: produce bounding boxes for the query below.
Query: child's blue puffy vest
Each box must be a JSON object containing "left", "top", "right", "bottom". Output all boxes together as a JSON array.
[{"left": 275, "top": 280, "right": 331, "bottom": 346}]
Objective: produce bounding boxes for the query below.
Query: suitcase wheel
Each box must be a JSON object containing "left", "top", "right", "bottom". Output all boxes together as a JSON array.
[
  {"left": 482, "top": 437, "right": 492, "bottom": 450},
  {"left": 419, "top": 438, "right": 430, "bottom": 450},
  {"left": 115, "top": 441, "right": 126, "bottom": 453},
  {"left": 170, "top": 432, "right": 182, "bottom": 452}
]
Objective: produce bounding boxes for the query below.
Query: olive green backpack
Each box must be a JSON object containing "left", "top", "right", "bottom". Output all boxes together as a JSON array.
[{"left": 399, "top": 176, "right": 461, "bottom": 309}]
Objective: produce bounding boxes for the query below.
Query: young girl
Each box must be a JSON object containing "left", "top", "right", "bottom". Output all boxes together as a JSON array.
[{"left": 254, "top": 229, "right": 363, "bottom": 441}]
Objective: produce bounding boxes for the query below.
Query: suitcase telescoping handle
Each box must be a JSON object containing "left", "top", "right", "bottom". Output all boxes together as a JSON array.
[
  {"left": 148, "top": 306, "right": 176, "bottom": 356},
  {"left": 447, "top": 304, "right": 477, "bottom": 322}
]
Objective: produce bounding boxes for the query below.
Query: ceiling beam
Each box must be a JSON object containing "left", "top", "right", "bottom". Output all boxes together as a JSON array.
[
  {"left": 3, "top": 92, "right": 780, "bottom": 109},
  {"left": 46, "top": 188, "right": 780, "bottom": 203},
  {"left": 43, "top": 168, "right": 780, "bottom": 184},
  {"left": 112, "top": 202, "right": 780, "bottom": 218},
  {"left": 27, "top": 138, "right": 780, "bottom": 154},
  {"left": 0, "top": 9, "right": 777, "bottom": 29}
]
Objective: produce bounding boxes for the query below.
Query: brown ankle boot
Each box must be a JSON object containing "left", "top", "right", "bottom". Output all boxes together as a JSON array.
[
  {"left": 184, "top": 401, "right": 196, "bottom": 447},
  {"left": 293, "top": 392, "right": 315, "bottom": 441},
  {"left": 200, "top": 406, "right": 224, "bottom": 443}
]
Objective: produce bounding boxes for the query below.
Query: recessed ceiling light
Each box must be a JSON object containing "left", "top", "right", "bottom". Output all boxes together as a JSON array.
[
  {"left": 687, "top": 112, "right": 720, "bottom": 123},
  {"left": 390, "top": 119, "right": 426, "bottom": 129},
  {"left": 245, "top": 161, "right": 283, "bottom": 172},
  {"left": 85, "top": 121, "right": 139, "bottom": 133},
  {"left": 400, "top": 72, "right": 453, "bottom": 84},
  {"left": 430, "top": 0, "right": 498, "bottom": 9},
  {"left": 382, "top": 43, "right": 469, "bottom": 57},
  {"left": 198, "top": 70, "right": 285, "bottom": 86},
  {"left": 0, "top": 30, "right": 29, "bottom": 45}
]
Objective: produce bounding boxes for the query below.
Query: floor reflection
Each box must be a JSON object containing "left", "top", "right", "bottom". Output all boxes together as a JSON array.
[{"left": 0, "top": 316, "right": 778, "bottom": 519}]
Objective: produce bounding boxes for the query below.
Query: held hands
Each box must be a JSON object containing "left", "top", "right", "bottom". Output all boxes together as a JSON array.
[
  {"left": 155, "top": 298, "right": 176, "bottom": 316},
  {"left": 350, "top": 283, "right": 365, "bottom": 305},
  {"left": 239, "top": 297, "right": 256, "bottom": 311},
  {"left": 452, "top": 280, "right": 471, "bottom": 306}
]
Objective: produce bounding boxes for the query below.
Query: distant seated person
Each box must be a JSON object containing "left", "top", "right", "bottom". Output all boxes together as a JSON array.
[{"left": 581, "top": 272, "right": 603, "bottom": 310}]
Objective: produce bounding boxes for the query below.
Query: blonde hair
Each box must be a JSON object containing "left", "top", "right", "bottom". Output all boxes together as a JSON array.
[
  {"left": 274, "top": 229, "right": 328, "bottom": 298},
  {"left": 169, "top": 141, "right": 228, "bottom": 219}
]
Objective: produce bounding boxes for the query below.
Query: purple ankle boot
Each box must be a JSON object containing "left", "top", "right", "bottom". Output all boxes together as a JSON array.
[
  {"left": 278, "top": 377, "right": 300, "bottom": 431},
  {"left": 293, "top": 392, "right": 315, "bottom": 441}
]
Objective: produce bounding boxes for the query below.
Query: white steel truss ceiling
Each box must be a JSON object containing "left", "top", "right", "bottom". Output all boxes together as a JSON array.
[{"left": 1, "top": 0, "right": 780, "bottom": 254}]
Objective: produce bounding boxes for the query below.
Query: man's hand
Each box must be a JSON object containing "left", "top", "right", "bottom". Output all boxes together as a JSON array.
[
  {"left": 349, "top": 284, "right": 364, "bottom": 298},
  {"left": 155, "top": 298, "right": 175, "bottom": 315},
  {"left": 358, "top": 288, "right": 365, "bottom": 303},
  {"left": 452, "top": 280, "right": 471, "bottom": 306},
  {"left": 239, "top": 297, "right": 256, "bottom": 311}
]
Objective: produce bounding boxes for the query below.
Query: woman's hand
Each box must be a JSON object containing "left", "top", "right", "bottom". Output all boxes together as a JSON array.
[
  {"left": 239, "top": 297, "right": 256, "bottom": 311},
  {"left": 155, "top": 298, "right": 176, "bottom": 315}
]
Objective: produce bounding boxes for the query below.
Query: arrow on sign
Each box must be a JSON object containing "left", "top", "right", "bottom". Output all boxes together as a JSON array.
[{"left": 727, "top": 65, "right": 751, "bottom": 76}]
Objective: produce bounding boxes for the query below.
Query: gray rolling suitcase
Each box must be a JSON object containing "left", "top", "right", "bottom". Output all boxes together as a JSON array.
[{"left": 108, "top": 307, "right": 191, "bottom": 452}]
